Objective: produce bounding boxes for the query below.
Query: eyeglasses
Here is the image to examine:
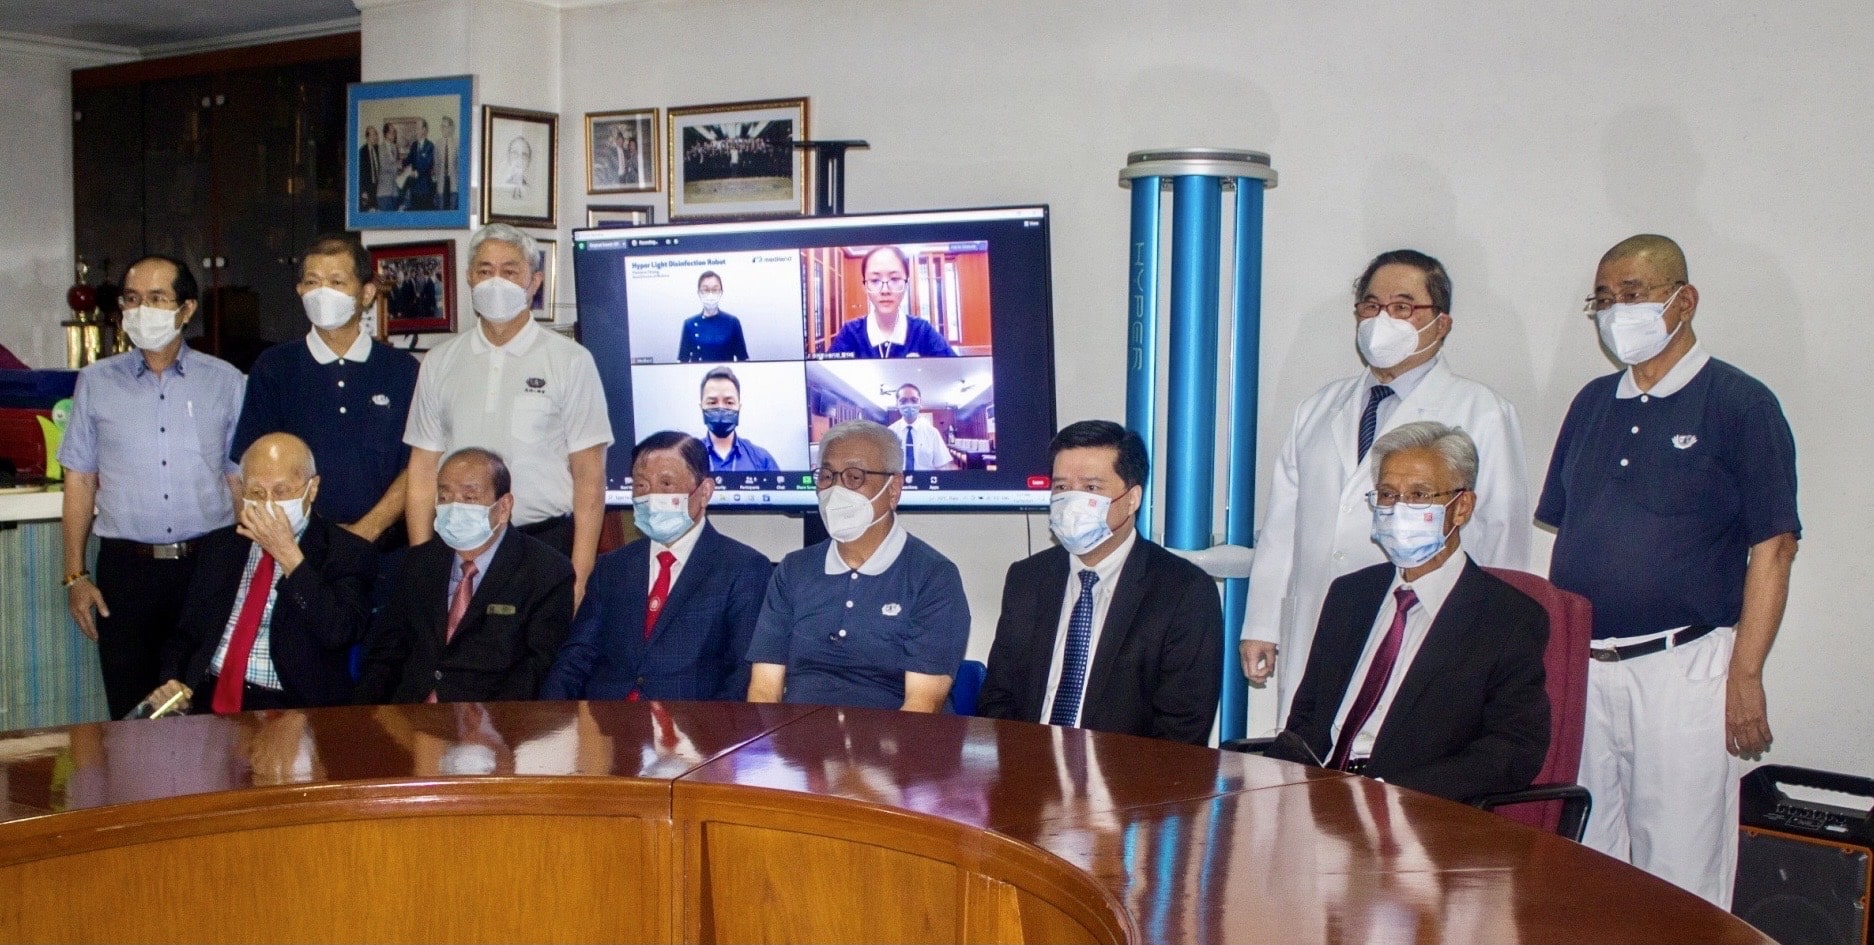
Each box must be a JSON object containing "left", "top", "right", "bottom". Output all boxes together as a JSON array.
[
  {"left": 864, "top": 276, "right": 908, "bottom": 291},
  {"left": 119, "top": 293, "right": 180, "bottom": 309},
  {"left": 1355, "top": 300, "right": 1436, "bottom": 319},
  {"left": 1583, "top": 281, "right": 1684, "bottom": 314},
  {"left": 1366, "top": 488, "right": 1466, "bottom": 510},
  {"left": 813, "top": 466, "right": 891, "bottom": 490}
]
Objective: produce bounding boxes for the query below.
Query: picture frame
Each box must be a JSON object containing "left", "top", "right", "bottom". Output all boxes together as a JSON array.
[
  {"left": 482, "top": 105, "right": 559, "bottom": 227},
  {"left": 585, "top": 109, "right": 658, "bottom": 194},
  {"left": 531, "top": 238, "right": 558, "bottom": 322},
  {"left": 369, "top": 240, "right": 456, "bottom": 335},
  {"left": 345, "top": 75, "right": 473, "bottom": 230},
  {"left": 586, "top": 204, "right": 655, "bottom": 228},
  {"left": 666, "top": 97, "right": 810, "bottom": 219}
]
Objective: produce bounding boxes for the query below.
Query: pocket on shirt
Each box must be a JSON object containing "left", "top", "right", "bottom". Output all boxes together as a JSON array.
[
  {"left": 1640, "top": 451, "right": 1721, "bottom": 516},
  {"left": 509, "top": 395, "right": 556, "bottom": 444}
]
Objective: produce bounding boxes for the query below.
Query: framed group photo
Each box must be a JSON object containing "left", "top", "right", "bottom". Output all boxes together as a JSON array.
[
  {"left": 667, "top": 97, "right": 809, "bottom": 219},
  {"left": 370, "top": 240, "right": 456, "bottom": 335},
  {"left": 586, "top": 109, "right": 658, "bottom": 194},
  {"left": 346, "top": 75, "right": 473, "bottom": 230},
  {"left": 482, "top": 105, "right": 559, "bottom": 228}
]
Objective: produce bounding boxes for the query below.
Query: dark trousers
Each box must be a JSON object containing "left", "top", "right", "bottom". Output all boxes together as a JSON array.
[
  {"left": 194, "top": 676, "right": 297, "bottom": 713},
  {"left": 94, "top": 540, "right": 198, "bottom": 719},
  {"left": 518, "top": 515, "right": 573, "bottom": 559}
]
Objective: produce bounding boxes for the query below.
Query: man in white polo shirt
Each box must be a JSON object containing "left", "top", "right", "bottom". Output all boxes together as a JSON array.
[{"left": 404, "top": 223, "right": 613, "bottom": 603}]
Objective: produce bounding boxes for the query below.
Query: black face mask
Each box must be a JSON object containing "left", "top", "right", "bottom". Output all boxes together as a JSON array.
[{"left": 703, "top": 407, "right": 739, "bottom": 438}]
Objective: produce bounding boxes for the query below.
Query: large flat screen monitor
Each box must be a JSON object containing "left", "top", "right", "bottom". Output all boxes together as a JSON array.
[{"left": 572, "top": 205, "right": 1057, "bottom": 511}]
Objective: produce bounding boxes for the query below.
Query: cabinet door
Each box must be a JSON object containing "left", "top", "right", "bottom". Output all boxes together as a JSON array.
[
  {"left": 140, "top": 73, "right": 218, "bottom": 347},
  {"left": 72, "top": 84, "right": 146, "bottom": 302}
]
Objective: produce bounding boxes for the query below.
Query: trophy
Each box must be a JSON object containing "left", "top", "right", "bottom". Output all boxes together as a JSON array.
[{"left": 63, "top": 259, "right": 111, "bottom": 368}]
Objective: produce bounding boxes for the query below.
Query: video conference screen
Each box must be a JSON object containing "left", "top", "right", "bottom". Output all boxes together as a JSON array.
[{"left": 572, "top": 206, "right": 1058, "bottom": 511}]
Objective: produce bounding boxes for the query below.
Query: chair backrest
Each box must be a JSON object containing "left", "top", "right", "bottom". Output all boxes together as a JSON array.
[
  {"left": 1483, "top": 567, "right": 1592, "bottom": 834},
  {"left": 948, "top": 659, "right": 988, "bottom": 716}
]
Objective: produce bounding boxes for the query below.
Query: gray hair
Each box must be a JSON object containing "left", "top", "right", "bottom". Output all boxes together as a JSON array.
[
  {"left": 1370, "top": 421, "right": 1478, "bottom": 490},
  {"left": 821, "top": 419, "right": 905, "bottom": 475},
  {"left": 468, "top": 223, "right": 539, "bottom": 275}
]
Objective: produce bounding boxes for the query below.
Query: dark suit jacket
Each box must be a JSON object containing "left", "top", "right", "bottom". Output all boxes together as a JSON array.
[
  {"left": 355, "top": 529, "right": 574, "bottom": 704},
  {"left": 1270, "top": 557, "right": 1550, "bottom": 802},
  {"left": 540, "top": 523, "right": 772, "bottom": 701},
  {"left": 162, "top": 514, "right": 376, "bottom": 709},
  {"left": 977, "top": 537, "right": 1222, "bottom": 745}
]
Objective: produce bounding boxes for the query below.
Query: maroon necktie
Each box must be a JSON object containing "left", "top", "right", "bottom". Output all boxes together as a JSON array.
[
  {"left": 212, "top": 552, "right": 276, "bottom": 715},
  {"left": 1329, "top": 586, "right": 1418, "bottom": 770},
  {"left": 428, "top": 558, "right": 478, "bottom": 704}
]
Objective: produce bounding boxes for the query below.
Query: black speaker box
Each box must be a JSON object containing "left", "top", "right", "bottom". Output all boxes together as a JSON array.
[{"left": 1734, "top": 765, "right": 1873, "bottom": 945}]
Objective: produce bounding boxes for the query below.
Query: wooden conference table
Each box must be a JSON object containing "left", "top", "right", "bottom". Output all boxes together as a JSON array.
[{"left": 0, "top": 701, "right": 1766, "bottom": 944}]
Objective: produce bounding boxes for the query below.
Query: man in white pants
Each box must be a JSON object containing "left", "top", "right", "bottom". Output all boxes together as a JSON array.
[
  {"left": 1538, "top": 234, "right": 1799, "bottom": 907},
  {"left": 1240, "top": 249, "right": 1532, "bottom": 729}
]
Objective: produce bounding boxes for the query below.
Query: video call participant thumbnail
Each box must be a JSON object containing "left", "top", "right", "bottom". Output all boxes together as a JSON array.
[
  {"left": 828, "top": 246, "right": 955, "bottom": 359},
  {"left": 888, "top": 383, "right": 962, "bottom": 471},
  {"left": 677, "top": 270, "right": 749, "bottom": 363},
  {"left": 699, "top": 366, "right": 780, "bottom": 472}
]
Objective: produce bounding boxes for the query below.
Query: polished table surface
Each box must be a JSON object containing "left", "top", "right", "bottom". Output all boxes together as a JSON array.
[{"left": 0, "top": 701, "right": 1768, "bottom": 944}]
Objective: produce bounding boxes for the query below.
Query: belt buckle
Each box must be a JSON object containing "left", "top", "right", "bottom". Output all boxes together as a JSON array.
[
  {"left": 1589, "top": 647, "right": 1621, "bottom": 663},
  {"left": 151, "top": 543, "right": 183, "bottom": 560}
]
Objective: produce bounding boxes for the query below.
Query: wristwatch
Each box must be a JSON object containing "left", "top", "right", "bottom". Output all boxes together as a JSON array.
[{"left": 62, "top": 570, "right": 90, "bottom": 588}]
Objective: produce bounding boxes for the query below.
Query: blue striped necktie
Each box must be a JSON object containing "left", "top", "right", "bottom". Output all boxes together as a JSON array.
[
  {"left": 1049, "top": 570, "right": 1101, "bottom": 727},
  {"left": 1357, "top": 384, "right": 1395, "bottom": 462}
]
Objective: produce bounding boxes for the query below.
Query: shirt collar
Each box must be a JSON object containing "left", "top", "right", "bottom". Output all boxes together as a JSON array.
[
  {"left": 652, "top": 514, "right": 708, "bottom": 563},
  {"left": 1367, "top": 353, "right": 1439, "bottom": 400},
  {"left": 469, "top": 316, "right": 541, "bottom": 358},
  {"left": 306, "top": 329, "right": 374, "bottom": 365},
  {"left": 1069, "top": 527, "right": 1138, "bottom": 585},
  {"left": 865, "top": 311, "right": 910, "bottom": 349},
  {"left": 1616, "top": 343, "right": 1709, "bottom": 399},
  {"left": 823, "top": 519, "right": 908, "bottom": 576},
  {"left": 456, "top": 524, "right": 508, "bottom": 576},
  {"left": 135, "top": 342, "right": 189, "bottom": 378},
  {"left": 1390, "top": 548, "right": 1468, "bottom": 617}
]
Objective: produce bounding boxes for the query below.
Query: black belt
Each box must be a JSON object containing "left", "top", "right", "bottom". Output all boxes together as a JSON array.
[
  {"left": 100, "top": 537, "right": 198, "bottom": 560},
  {"left": 517, "top": 515, "right": 571, "bottom": 535},
  {"left": 1590, "top": 625, "right": 1716, "bottom": 662}
]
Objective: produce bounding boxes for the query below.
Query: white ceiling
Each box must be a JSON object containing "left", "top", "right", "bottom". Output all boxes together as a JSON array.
[{"left": 0, "top": 0, "right": 359, "bottom": 60}]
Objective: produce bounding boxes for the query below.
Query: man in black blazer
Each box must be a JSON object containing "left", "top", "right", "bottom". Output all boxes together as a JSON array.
[
  {"left": 542, "top": 432, "right": 772, "bottom": 701},
  {"left": 978, "top": 421, "right": 1222, "bottom": 744},
  {"left": 357, "top": 447, "right": 573, "bottom": 704},
  {"left": 144, "top": 433, "right": 375, "bottom": 714},
  {"left": 1268, "top": 421, "right": 1549, "bottom": 802}
]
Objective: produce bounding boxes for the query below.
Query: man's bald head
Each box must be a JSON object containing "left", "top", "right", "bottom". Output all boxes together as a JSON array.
[
  {"left": 241, "top": 433, "right": 317, "bottom": 482},
  {"left": 1601, "top": 234, "right": 1688, "bottom": 283}
]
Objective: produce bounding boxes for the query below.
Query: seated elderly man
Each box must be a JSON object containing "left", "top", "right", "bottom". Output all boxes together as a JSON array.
[
  {"left": 542, "top": 431, "right": 773, "bottom": 701},
  {"left": 1267, "top": 421, "right": 1549, "bottom": 802},
  {"left": 357, "top": 447, "right": 573, "bottom": 704},
  {"left": 746, "top": 419, "right": 969, "bottom": 711},
  {"left": 143, "top": 433, "right": 376, "bottom": 714}
]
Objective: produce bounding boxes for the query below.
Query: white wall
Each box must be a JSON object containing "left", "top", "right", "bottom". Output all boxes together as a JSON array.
[{"left": 0, "top": 49, "right": 78, "bottom": 368}]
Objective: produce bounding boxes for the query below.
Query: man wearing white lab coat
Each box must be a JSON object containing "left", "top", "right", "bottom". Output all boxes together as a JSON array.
[{"left": 1240, "top": 250, "right": 1532, "bottom": 730}]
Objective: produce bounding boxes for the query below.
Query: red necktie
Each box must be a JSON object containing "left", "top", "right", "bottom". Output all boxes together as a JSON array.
[
  {"left": 211, "top": 552, "right": 276, "bottom": 714},
  {"left": 429, "top": 558, "right": 479, "bottom": 704},
  {"left": 645, "top": 550, "right": 676, "bottom": 639},
  {"left": 1329, "top": 586, "right": 1418, "bottom": 770}
]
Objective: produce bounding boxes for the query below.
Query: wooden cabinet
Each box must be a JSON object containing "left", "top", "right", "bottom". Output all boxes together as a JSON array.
[{"left": 71, "top": 35, "right": 358, "bottom": 370}]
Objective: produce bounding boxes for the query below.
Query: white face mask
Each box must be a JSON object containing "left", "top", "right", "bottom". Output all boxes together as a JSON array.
[
  {"left": 435, "top": 501, "right": 496, "bottom": 551},
  {"left": 245, "top": 485, "right": 311, "bottom": 534},
  {"left": 632, "top": 492, "right": 695, "bottom": 545},
  {"left": 818, "top": 479, "right": 889, "bottom": 543},
  {"left": 1357, "top": 312, "right": 1436, "bottom": 369},
  {"left": 301, "top": 285, "right": 358, "bottom": 330},
  {"left": 698, "top": 291, "right": 722, "bottom": 312},
  {"left": 1596, "top": 286, "right": 1684, "bottom": 365},
  {"left": 123, "top": 305, "right": 182, "bottom": 351},
  {"left": 1049, "top": 491, "right": 1117, "bottom": 556},
  {"left": 471, "top": 276, "right": 530, "bottom": 324},
  {"left": 1370, "top": 495, "right": 1459, "bottom": 569}
]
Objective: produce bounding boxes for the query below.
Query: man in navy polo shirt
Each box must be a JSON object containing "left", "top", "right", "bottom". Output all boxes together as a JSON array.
[
  {"left": 1538, "top": 234, "right": 1799, "bottom": 908},
  {"left": 233, "top": 234, "right": 419, "bottom": 548},
  {"left": 746, "top": 419, "right": 969, "bottom": 711}
]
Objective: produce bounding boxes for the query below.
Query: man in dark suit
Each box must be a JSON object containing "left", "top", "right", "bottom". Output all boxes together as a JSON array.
[
  {"left": 357, "top": 447, "right": 573, "bottom": 704},
  {"left": 542, "top": 432, "right": 771, "bottom": 701},
  {"left": 142, "top": 434, "right": 375, "bottom": 714},
  {"left": 978, "top": 420, "right": 1222, "bottom": 745},
  {"left": 1268, "top": 421, "right": 1549, "bottom": 803},
  {"left": 358, "top": 127, "right": 381, "bottom": 213}
]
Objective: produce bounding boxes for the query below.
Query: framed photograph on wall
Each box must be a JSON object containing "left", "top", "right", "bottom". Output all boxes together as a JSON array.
[
  {"left": 345, "top": 75, "right": 473, "bottom": 230},
  {"left": 585, "top": 109, "right": 658, "bottom": 194},
  {"left": 369, "top": 240, "right": 456, "bottom": 334},
  {"left": 667, "top": 97, "right": 809, "bottom": 219},
  {"left": 531, "top": 238, "right": 558, "bottom": 322},
  {"left": 586, "top": 204, "right": 655, "bottom": 228},
  {"left": 482, "top": 105, "right": 558, "bottom": 227}
]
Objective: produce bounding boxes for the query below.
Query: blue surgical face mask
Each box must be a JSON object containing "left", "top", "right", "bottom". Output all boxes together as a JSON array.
[
  {"left": 435, "top": 501, "right": 495, "bottom": 551},
  {"left": 898, "top": 404, "right": 920, "bottom": 424},
  {"left": 1050, "top": 490, "right": 1115, "bottom": 557},
  {"left": 1370, "top": 496, "right": 1458, "bottom": 568},
  {"left": 633, "top": 492, "right": 695, "bottom": 545}
]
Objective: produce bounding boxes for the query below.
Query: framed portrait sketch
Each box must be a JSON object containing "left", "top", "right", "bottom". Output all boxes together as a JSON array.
[
  {"left": 482, "top": 105, "right": 558, "bottom": 227},
  {"left": 346, "top": 75, "right": 473, "bottom": 230},
  {"left": 369, "top": 240, "right": 456, "bottom": 335},
  {"left": 586, "top": 204, "right": 654, "bottom": 228},
  {"left": 667, "top": 97, "right": 809, "bottom": 219},
  {"left": 585, "top": 109, "right": 657, "bottom": 194},
  {"left": 531, "top": 238, "right": 558, "bottom": 322}
]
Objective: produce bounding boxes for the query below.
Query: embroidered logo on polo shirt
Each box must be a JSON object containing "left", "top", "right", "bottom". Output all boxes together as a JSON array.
[
  {"left": 372, "top": 393, "right": 391, "bottom": 406},
  {"left": 1673, "top": 434, "right": 1697, "bottom": 450},
  {"left": 881, "top": 603, "right": 902, "bottom": 617},
  {"left": 526, "top": 377, "right": 546, "bottom": 389}
]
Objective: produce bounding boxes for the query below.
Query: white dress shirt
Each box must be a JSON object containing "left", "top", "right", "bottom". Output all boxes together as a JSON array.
[
  {"left": 1366, "top": 354, "right": 1438, "bottom": 431},
  {"left": 1040, "top": 529, "right": 1138, "bottom": 726},
  {"left": 647, "top": 515, "right": 708, "bottom": 592},
  {"left": 888, "top": 416, "right": 951, "bottom": 470},
  {"left": 1329, "top": 551, "right": 1469, "bottom": 760}
]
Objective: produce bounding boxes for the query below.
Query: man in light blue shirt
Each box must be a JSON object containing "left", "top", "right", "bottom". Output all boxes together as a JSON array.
[{"left": 59, "top": 255, "right": 245, "bottom": 718}]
